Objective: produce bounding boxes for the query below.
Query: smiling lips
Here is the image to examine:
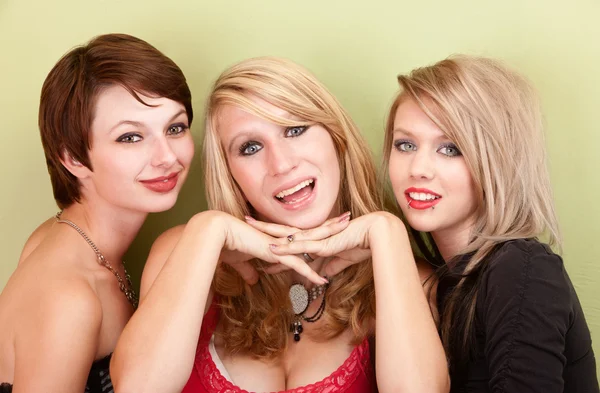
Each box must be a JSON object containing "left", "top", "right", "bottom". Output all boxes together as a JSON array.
[
  {"left": 405, "top": 187, "right": 442, "bottom": 210},
  {"left": 274, "top": 178, "right": 316, "bottom": 209},
  {"left": 140, "top": 172, "right": 180, "bottom": 193}
]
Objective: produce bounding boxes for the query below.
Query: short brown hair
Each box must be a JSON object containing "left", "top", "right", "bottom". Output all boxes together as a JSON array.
[{"left": 39, "top": 33, "right": 193, "bottom": 209}]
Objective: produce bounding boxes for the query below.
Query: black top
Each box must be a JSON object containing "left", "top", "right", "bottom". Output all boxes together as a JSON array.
[
  {"left": 0, "top": 353, "right": 113, "bottom": 393},
  {"left": 437, "top": 239, "right": 598, "bottom": 392}
]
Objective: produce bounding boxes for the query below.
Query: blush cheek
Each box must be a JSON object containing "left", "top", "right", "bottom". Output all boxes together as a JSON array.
[
  {"left": 388, "top": 163, "right": 404, "bottom": 201},
  {"left": 179, "top": 137, "right": 195, "bottom": 166}
]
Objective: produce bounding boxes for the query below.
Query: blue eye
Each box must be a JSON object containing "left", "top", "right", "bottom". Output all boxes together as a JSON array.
[
  {"left": 117, "top": 133, "right": 142, "bottom": 143},
  {"left": 285, "top": 126, "right": 308, "bottom": 137},
  {"left": 438, "top": 143, "right": 461, "bottom": 157},
  {"left": 239, "top": 141, "right": 263, "bottom": 156},
  {"left": 393, "top": 140, "right": 416, "bottom": 152},
  {"left": 167, "top": 123, "right": 189, "bottom": 136}
]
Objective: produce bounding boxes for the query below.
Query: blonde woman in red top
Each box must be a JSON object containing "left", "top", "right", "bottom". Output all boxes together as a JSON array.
[{"left": 112, "top": 57, "right": 449, "bottom": 393}]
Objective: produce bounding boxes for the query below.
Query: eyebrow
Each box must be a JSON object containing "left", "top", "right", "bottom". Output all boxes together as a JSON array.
[
  {"left": 109, "top": 109, "right": 187, "bottom": 133},
  {"left": 392, "top": 127, "right": 450, "bottom": 142},
  {"left": 392, "top": 127, "right": 416, "bottom": 137}
]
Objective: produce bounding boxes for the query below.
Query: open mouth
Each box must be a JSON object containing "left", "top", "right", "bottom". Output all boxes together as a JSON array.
[
  {"left": 404, "top": 189, "right": 442, "bottom": 210},
  {"left": 274, "top": 179, "right": 315, "bottom": 205},
  {"left": 407, "top": 192, "right": 441, "bottom": 202}
]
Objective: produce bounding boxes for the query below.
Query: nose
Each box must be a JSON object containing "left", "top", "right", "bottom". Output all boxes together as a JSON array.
[
  {"left": 266, "top": 141, "right": 297, "bottom": 176},
  {"left": 408, "top": 149, "right": 434, "bottom": 180},
  {"left": 151, "top": 137, "right": 178, "bottom": 168}
]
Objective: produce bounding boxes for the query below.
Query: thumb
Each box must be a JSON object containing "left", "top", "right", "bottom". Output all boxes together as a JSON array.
[{"left": 324, "top": 257, "right": 357, "bottom": 277}]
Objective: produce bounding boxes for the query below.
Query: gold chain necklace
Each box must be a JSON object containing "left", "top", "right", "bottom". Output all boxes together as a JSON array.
[{"left": 55, "top": 211, "right": 138, "bottom": 309}]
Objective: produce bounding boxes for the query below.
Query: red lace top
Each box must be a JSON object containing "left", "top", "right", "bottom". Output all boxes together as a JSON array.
[{"left": 182, "top": 301, "right": 376, "bottom": 393}]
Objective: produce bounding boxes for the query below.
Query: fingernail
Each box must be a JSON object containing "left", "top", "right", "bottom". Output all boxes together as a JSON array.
[
  {"left": 338, "top": 214, "right": 351, "bottom": 223},
  {"left": 245, "top": 215, "right": 255, "bottom": 221},
  {"left": 269, "top": 244, "right": 278, "bottom": 249}
]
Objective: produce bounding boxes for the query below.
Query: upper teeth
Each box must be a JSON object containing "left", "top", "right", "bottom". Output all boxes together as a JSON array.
[
  {"left": 276, "top": 179, "right": 314, "bottom": 199},
  {"left": 409, "top": 192, "right": 439, "bottom": 201}
]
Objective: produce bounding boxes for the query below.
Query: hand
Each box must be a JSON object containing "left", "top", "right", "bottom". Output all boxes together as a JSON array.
[
  {"left": 215, "top": 211, "right": 329, "bottom": 285},
  {"left": 241, "top": 211, "right": 351, "bottom": 275},
  {"left": 266, "top": 213, "right": 403, "bottom": 277},
  {"left": 246, "top": 212, "right": 373, "bottom": 277}
]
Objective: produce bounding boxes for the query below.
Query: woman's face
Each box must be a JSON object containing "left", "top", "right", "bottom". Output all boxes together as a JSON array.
[
  {"left": 80, "top": 85, "right": 194, "bottom": 213},
  {"left": 388, "top": 97, "right": 478, "bottom": 239},
  {"left": 217, "top": 97, "right": 341, "bottom": 229}
]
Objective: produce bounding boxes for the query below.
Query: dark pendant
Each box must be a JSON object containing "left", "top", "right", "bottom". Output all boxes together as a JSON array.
[{"left": 291, "top": 320, "right": 304, "bottom": 341}]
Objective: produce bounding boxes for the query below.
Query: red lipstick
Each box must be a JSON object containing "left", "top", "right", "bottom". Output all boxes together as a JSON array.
[
  {"left": 404, "top": 187, "right": 442, "bottom": 210},
  {"left": 140, "top": 172, "right": 180, "bottom": 193}
]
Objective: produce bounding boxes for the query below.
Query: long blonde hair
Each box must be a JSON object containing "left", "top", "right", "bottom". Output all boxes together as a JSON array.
[
  {"left": 203, "top": 57, "right": 381, "bottom": 359},
  {"left": 384, "top": 55, "right": 561, "bottom": 370}
]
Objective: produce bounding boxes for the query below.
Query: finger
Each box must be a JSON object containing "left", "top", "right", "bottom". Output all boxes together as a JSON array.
[
  {"left": 265, "top": 249, "right": 369, "bottom": 276},
  {"left": 320, "top": 211, "right": 352, "bottom": 227},
  {"left": 263, "top": 264, "right": 293, "bottom": 274},
  {"left": 273, "top": 254, "right": 327, "bottom": 285},
  {"left": 264, "top": 251, "right": 319, "bottom": 274},
  {"left": 229, "top": 261, "right": 260, "bottom": 285},
  {"left": 289, "top": 214, "right": 351, "bottom": 243},
  {"left": 225, "top": 220, "right": 325, "bottom": 284},
  {"left": 244, "top": 217, "right": 299, "bottom": 238},
  {"left": 325, "top": 257, "right": 359, "bottom": 277},
  {"left": 269, "top": 240, "right": 336, "bottom": 257},
  {"left": 245, "top": 211, "right": 350, "bottom": 239},
  {"left": 335, "top": 249, "right": 371, "bottom": 263}
]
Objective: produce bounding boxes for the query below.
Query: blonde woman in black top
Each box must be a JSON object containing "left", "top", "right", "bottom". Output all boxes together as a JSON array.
[{"left": 382, "top": 56, "right": 598, "bottom": 392}]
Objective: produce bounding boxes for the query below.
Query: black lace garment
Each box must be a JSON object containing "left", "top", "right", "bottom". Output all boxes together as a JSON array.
[{"left": 1, "top": 353, "right": 113, "bottom": 393}]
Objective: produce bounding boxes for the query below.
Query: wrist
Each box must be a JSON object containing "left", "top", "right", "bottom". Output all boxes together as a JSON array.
[
  {"left": 188, "top": 210, "right": 228, "bottom": 247},
  {"left": 367, "top": 212, "right": 408, "bottom": 244}
]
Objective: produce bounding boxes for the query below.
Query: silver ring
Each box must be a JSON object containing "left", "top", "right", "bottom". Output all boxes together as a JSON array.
[
  {"left": 287, "top": 234, "right": 294, "bottom": 243},
  {"left": 302, "top": 253, "right": 314, "bottom": 262}
]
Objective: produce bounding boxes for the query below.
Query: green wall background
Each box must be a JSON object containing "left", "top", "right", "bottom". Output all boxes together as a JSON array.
[{"left": 1, "top": 0, "right": 598, "bottom": 374}]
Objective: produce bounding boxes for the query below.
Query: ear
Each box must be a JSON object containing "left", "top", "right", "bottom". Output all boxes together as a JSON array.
[{"left": 59, "top": 149, "right": 91, "bottom": 179}]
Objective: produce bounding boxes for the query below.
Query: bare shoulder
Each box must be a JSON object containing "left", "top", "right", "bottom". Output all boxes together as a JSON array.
[
  {"left": 12, "top": 278, "right": 103, "bottom": 390},
  {"left": 17, "top": 276, "right": 102, "bottom": 345},
  {"left": 139, "top": 224, "right": 186, "bottom": 299},
  {"left": 43, "top": 278, "right": 102, "bottom": 326},
  {"left": 18, "top": 217, "right": 56, "bottom": 265}
]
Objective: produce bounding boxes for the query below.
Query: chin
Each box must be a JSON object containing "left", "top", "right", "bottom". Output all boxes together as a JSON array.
[
  {"left": 404, "top": 217, "right": 440, "bottom": 233},
  {"left": 272, "top": 209, "right": 331, "bottom": 230},
  {"left": 142, "top": 196, "right": 180, "bottom": 214}
]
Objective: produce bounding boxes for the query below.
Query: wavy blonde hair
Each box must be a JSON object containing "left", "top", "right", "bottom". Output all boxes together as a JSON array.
[
  {"left": 384, "top": 55, "right": 561, "bottom": 370},
  {"left": 203, "top": 57, "right": 381, "bottom": 359}
]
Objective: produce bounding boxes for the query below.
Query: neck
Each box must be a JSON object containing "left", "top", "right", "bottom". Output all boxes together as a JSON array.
[
  {"left": 59, "top": 199, "right": 147, "bottom": 263},
  {"left": 431, "top": 219, "right": 475, "bottom": 264}
]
